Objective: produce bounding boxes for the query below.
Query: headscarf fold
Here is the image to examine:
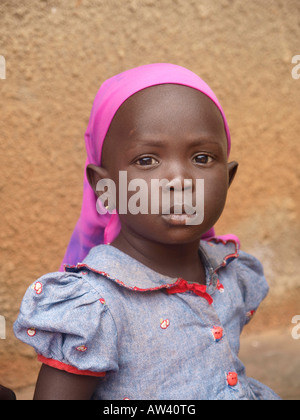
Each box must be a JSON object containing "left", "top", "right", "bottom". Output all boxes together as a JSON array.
[{"left": 60, "top": 63, "right": 238, "bottom": 270}]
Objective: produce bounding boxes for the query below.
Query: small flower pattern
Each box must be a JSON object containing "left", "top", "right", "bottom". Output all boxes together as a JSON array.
[
  {"left": 216, "top": 279, "right": 224, "bottom": 293},
  {"left": 160, "top": 319, "right": 170, "bottom": 329},
  {"left": 76, "top": 345, "right": 87, "bottom": 352},
  {"left": 33, "top": 281, "right": 43, "bottom": 295},
  {"left": 246, "top": 310, "right": 256, "bottom": 319},
  {"left": 27, "top": 328, "right": 36, "bottom": 337}
]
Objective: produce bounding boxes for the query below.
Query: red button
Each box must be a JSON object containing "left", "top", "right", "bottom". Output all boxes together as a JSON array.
[
  {"left": 211, "top": 326, "right": 223, "bottom": 341},
  {"left": 227, "top": 372, "right": 238, "bottom": 387}
]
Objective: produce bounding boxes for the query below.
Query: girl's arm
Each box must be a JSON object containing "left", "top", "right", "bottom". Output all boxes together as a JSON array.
[{"left": 33, "top": 364, "right": 100, "bottom": 400}]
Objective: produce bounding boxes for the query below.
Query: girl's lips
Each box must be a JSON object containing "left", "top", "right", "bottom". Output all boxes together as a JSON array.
[{"left": 160, "top": 203, "right": 197, "bottom": 225}]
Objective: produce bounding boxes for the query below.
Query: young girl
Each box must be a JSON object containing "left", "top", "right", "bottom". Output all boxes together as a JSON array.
[{"left": 14, "top": 63, "right": 280, "bottom": 400}]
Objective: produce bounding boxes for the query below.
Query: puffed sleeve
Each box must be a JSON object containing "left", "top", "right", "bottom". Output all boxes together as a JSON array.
[
  {"left": 13, "top": 271, "right": 119, "bottom": 377},
  {"left": 236, "top": 250, "right": 269, "bottom": 325}
]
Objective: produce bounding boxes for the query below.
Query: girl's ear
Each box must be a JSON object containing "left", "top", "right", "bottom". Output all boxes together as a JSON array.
[
  {"left": 227, "top": 161, "right": 238, "bottom": 188},
  {"left": 86, "top": 164, "right": 110, "bottom": 196}
]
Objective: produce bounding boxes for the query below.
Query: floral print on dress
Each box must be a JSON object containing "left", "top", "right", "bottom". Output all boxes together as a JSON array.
[
  {"left": 76, "top": 345, "right": 87, "bottom": 352},
  {"left": 216, "top": 279, "right": 224, "bottom": 293},
  {"left": 33, "top": 281, "right": 43, "bottom": 295},
  {"left": 246, "top": 310, "right": 256, "bottom": 319},
  {"left": 160, "top": 319, "right": 170, "bottom": 329},
  {"left": 27, "top": 328, "right": 36, "bottom": 337}
]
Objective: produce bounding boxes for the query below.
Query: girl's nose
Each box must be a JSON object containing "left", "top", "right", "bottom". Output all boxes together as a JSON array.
[
  {"left": 161, "top": 160, "right": 194, "bottom": 191},
  {"left": 163, "top": 177, "right": 193, "bottom": 191}
]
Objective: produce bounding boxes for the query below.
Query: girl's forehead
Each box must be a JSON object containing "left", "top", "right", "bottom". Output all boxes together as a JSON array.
[
  {"left": 118, "top": 83, "right": 221, "bottom": 111},
  {"left": 106, "top": 84, "right": 226, "bottom": 139}
]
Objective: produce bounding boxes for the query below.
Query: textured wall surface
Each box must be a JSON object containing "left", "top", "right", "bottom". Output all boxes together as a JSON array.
[{"left": 0, "top": 0, "right": 299, "bottom": 395}]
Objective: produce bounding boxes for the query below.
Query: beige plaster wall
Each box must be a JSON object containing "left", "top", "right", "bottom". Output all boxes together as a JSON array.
[{"left": 0, "top": 0, "right": 299, "bottom": 393}]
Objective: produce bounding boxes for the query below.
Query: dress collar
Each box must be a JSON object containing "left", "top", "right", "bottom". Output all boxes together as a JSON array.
[{"left": 65, "top": 238, "right": 239, "bottom": 292}]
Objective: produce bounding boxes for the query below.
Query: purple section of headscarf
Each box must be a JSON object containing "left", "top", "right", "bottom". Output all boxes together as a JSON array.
[{"left": 60, "top": 63, "right": 238, "bottom": 270}]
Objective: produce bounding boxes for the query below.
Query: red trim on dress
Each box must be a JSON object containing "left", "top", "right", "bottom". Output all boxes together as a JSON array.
[
  {"left": 64, "top": 239, "right": 239, "bottom": 298},
  {"left": 66, "top": 263, "right": 182, "bottom": 292},
  {"left": 166, "top": 279, "right": 213, "bottom": 305},
  {"left": 37, "top": 355, "right": 106, "bottom": 378},
  {"left": 207, "top": 238, "right": 239, "bottom": 277},
  {"left": 207, "top": 238, "right": 239, "bottom": 264}
]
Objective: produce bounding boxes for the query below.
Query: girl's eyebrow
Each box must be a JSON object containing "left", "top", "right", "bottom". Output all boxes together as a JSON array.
[
  {"left": 187, "top": 138, "right": 225, "bottom": 149},
  {"left": 126, "top": 136, "right": 225, "bottom": 152},
  {"left": 126, "top": 139, "right": 166, "bottom": 150}
]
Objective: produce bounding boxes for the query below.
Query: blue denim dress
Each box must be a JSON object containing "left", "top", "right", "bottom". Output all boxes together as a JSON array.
[{"left": 14, "top": 239, "right": 281, "bottom": 400}]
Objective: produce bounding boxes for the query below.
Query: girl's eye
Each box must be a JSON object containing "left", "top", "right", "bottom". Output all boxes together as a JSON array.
[
  {"left": 135, "top": 157, "right": 159, "bottom": 166},
  {"left": 193, "top": 154, "right": 213, "bottom": 165}
]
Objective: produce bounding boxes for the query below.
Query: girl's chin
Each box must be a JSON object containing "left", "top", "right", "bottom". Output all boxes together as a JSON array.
[{"left": 118, "top": 214, "right": 210, "bottom": 244}]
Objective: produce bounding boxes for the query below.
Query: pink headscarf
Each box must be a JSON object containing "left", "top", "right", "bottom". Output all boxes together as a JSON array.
[{"left": 60, "top": 63, "right": 238, "bottom": 270}]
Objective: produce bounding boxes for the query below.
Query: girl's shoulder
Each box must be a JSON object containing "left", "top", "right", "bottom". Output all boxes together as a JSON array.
[
  {"left": 201, "top": 237, "right": 268, "bottom": 285},
  {"left": 14, "top": 255, "right": 119, "bottom": 377},
  {"left": 201, "top": 238, "right": 269, "bottom": 324}
]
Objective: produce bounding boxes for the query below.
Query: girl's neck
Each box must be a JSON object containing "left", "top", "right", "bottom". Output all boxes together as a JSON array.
[{"left": 111, "top": 232, "right": 206, "bottom": 285}]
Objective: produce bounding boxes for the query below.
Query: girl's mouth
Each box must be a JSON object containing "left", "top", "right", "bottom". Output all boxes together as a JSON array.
[
  {"left": 161, "top": 203, "right": 196, "bottom": 226},
  {"left": 161, "top": 213, "right": 195, "bottom": 226}
]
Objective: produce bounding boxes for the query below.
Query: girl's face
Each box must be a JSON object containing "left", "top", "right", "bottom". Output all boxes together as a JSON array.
[{"left": 89, "top": 84, "right": 237, "bottom": 246}]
